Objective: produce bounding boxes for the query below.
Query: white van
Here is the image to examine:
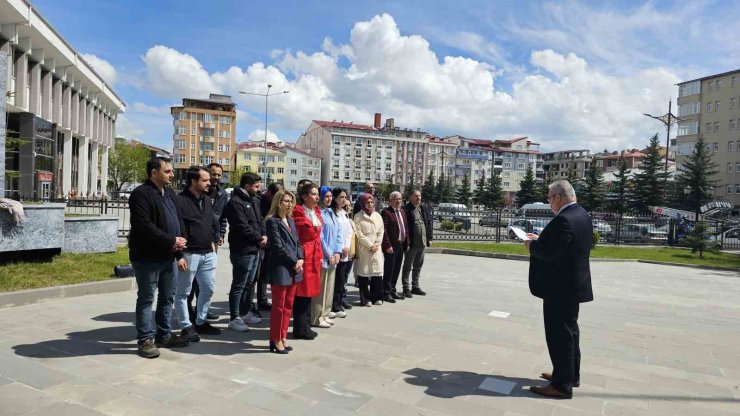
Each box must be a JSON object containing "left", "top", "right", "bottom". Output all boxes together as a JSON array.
[
  {"left": 436, "top": 203, "right": 470, "bottom": 221},
  {"left": 518, "top": 203, "right": 553, "bottom": 218}
]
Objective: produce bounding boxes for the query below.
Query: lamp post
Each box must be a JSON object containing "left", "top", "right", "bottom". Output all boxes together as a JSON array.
[
  {"left": 644, "top": 99, "right": 681, "bottom": 199},
  {"left": 239, "top": 85, "right": 289, "bottom": 184}
]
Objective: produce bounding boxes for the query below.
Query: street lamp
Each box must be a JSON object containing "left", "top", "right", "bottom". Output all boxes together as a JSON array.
[
  {"left": 239, "top": 85, "right": 289, "bottom": 184},
  {"left": 644, "top": 99, "right": 681, "bottom": 199}
]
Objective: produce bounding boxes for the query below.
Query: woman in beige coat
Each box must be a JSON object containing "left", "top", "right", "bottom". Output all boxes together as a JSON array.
[{"left": 353, "top": 194, "right": 385, "bottom": 306}]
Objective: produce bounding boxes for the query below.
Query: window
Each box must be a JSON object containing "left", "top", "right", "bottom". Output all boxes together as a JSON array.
[
  {"left": 728, "top": 185, "right": 733, "bottom": 194},
  {"left": 277, "top": 167, "right": 284, "bottom": 174},
  {"left": 178, "top": 126, "right": 186, "bottom": 135},
  {"left": 355, "top": 160, "right": 361, "bottom": 169},
  {"left": 730, "top": 141, "right": 736, "bottom": 152},
  {"left": 176, "top": 154, "right": 186, "bottom": 163},
  {"left": 219, "top": 130, "right": 230, "bottom": 138},
  {"left": 707, "top": 102, "right": 713, "bottom": 112},
  {"left": 218, "top": 144, "right": 224, "bottom": 152},
  {"left": 332, "top": 159, "right": 339, "bottom": 168},
  {"left": 737, "top": 163, "right": 740, "bottom": 172},
  {"left": 203, "top": 114, "right": 214, "bottom": 123},
  {"left": 713, "top": 142, "right": 719, "bottom": 152},
  {"left": 677, "top": 121, "right": 698, "bottom": 136},
  {"left": 366, "top": 152, "right": 372, "bottom": 159},
  {"left": 334, "top": 148, "right": 340, "bottom": 156},
  {"left": 732, "top": 98, "right": 738, "bottom": 109},
  {"left": 344, "top": 172, "right": 350, "bottom": 180},
  {"left": 191, "top": 128, "right": 196, "bottom": 136},
  {"left": 333, "top": 136, "right": 340, "bottom": 145},
  {"left": 333, "top": 171, "right": 339, "bottom": 179},
  {"left": 385, "top": 162, "right": 391, "bottom": 170},
  {"left": 191, "top": 142, "right": 196, "bottom": 149},
  {"left": 190, "top": 156, "right": 195, "bottom": 164},
  {"left": 290, "top": 169, "right": 297, "bottom": 175},
  {"left": 731, "top": 120, "right": 737, "bottom": 131},
  {"left": 190, "top": 113, "right": 197, "bottom": 121},
  {"left": 504, "top": 162, "right": 512, "bottom": 168},
  {"left": 355, "top": 172, "right": 361, "bottom": 180},
  {"left": 679, "top": 81, "right": 700, "bottom": 97},
  {"left": 355, "top": 149, "right": 362, "bottom": 158},
  {"left": 733, "top": 76, "right": 738, "bottom": 88},
  {"left": 177, "top": 111, "right": 186, "bottom": 120},
  {"left": 218, "top": 116, "right": 231, "bottom": 124},
  {"left": 729, "top": 163, "right": 734, "bottom": 173},
  {"left": 706, "top": 122, "right": 713, "bottom": 133},
  {"left": 345, "top": 149, "right": 351, "bottom": 157},
  {"left": 715, "top": 101, "right": 721, "bottom": 112},
  {"left": 737, "top": 185, "right": 740, "bottom": 194},
  {"left": 714, "top": 122, "right": 720, "bottom": 133},
  {"left": 707, "top": 81, "right": 713, "bottom": 92},
  {"left": 178, "top": 140, "right": 185, "bottom": 149},
  {"left": 517, "top": 163, "right": 524, "bottom": 169},
  {"left": 679, "top": 102, "right": 701, "bottom": 116},
  {"left": 503, "top": 181, "right": 510, "bottom": 188},
  {"left": 717, "top": 80, "right": 723, "bottom": 90}
]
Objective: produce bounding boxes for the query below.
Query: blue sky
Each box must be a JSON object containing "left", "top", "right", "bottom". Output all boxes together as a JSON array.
[{"left": 32, "top": 0, "right": 740, "bottom": 152}]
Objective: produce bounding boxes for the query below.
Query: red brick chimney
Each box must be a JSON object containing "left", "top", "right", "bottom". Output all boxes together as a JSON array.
[{"left": 374, "top": 113, "right": 381, "bottom": 129}]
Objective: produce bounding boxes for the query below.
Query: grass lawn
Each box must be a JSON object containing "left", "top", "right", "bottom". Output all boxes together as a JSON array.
[
  {"left": 434, "top": 242, "right": 740, "bottom": 270},
  {"left": 0, "top": 247, "right": 130, "bottom": 292}
]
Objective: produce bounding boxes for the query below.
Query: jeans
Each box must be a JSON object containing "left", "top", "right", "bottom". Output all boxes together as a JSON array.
[
  {"left": 174, "top": 251, "right": 217, "bottom": 328},
  {"left": 229, "top": 251, "right": 260, "bottom": 320},
  {"left": 333, "top": 261, "right": 352, "bottom": 311},
  {"left": 133, "top": 259, "right": 177, "bottom": 343},
  {"left": 401, "top": 244, "right": 426, "bottom": 290}
]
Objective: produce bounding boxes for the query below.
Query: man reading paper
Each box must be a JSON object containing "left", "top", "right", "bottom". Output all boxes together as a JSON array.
[{"left": 524, "top": 180, "right": 593, "bottom": 399}]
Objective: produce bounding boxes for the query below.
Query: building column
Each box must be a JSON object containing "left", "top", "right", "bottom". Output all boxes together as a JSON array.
[
  {"left": 89, "top": 141, "right": 99, "bottom": 197},
  {"left": 61, "top": 130, "right": 72, "bottom": 196},
  {"left": 100, "top": 144, "right": 109, "bottom": 197},
  {"left": 77, "top": 136, "right": 89, "bottom": 196}
]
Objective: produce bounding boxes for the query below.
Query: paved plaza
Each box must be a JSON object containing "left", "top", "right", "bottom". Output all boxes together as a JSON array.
[{"left": 0, "top": 251, "right": 738, "bottom": 415}]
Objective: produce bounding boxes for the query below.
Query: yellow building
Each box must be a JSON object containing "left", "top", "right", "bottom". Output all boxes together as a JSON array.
[
  {"left": 170, "top": 94, "right": 236, "bottom": 185},
  {"left": 234, "top": 142, "right": 286, "bottom": 185}
]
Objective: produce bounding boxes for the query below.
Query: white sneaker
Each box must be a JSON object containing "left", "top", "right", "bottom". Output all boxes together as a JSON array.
[
  {"left": 364, "top": 301, "right": 372, "bottom": 307},
  {"left": 373, "top": 300, "right": 383, "bottom": 306},
  {"left": 334, "top": 310, "right": 347, "bottom": 318},
  {"left": 313, "top": 319, "right": 331, "bottom": 328},
  {"left": 324, "top": 317, "right": 335, "bottom": 325},
  {"left": 228, "top": 317, "right": 249, "bottom": 332},
  {"left": 240, "top": 311, "right": 262, "bottom": 325},
  {"left": 327, "top": 311, "right": 337, "bottom": 319}
]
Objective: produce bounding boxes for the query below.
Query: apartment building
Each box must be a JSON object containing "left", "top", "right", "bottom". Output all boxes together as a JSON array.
[
  {"left": 1, "top": 0, "right": 125, "bottom": 199},
  {"left": 676, "top": 69, "right": 740, "bottom": 208},
  {"left": 425, "top": 135, "right": 458, "bottom": 181},
  {"left": 170, "top": 94, "right": 236, "bottom": 185},
  {"left": 284, "top": 146, "right": 321, "bottom": 191},
  {"left": 234, "top": 141, "right": 285, "bottom": 185},
  {"left": 542, "top": 149, "right": 592, "bottom": 181},
  {"left": 296, "top": 114, "right": 427, "bottom": 196},
  {"left": 492, "top": 137, "right": 544, "bottom": 199}
]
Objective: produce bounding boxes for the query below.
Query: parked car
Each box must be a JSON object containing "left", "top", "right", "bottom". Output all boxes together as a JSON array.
[
  {"left": 478, "top": 214, "right": 500, "bottom": 227},
  {"left": 606, "top": 224, "right": 669, "bottom": 244},
  {"left": 709, "top": 227, "right": 740, "bottom": 249},
  {"left": 592, "top": 220, "right": 612, "bottom": 235},
  {"left": 507, "top": 218, "right": 550, "bottom": 240},
  {"left": 437, "top": 203, "right": 470, "bottom": 221}
]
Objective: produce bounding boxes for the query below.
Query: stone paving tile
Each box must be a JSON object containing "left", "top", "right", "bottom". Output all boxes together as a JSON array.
[
  {"left": 24, "top": 400, "right": 106, "bottom": 416},
  {"left": 0, "top": 252, "right": 738, "bottom": 416}
]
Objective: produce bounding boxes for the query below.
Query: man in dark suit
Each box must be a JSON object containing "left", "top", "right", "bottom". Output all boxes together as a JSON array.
[
  {"left": 401, "top": 189, "right": 433, "bottom": 297},
  {"left": 381, "top": 191, "right": 410, "bottom": 303},
  {"left": 524, "top": 180, "right": 593, "bottom": 399}
]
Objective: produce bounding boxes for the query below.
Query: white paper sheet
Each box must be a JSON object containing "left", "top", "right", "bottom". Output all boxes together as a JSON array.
[{"left": 511, "top": 227, "right": 530, "bottom": 241}]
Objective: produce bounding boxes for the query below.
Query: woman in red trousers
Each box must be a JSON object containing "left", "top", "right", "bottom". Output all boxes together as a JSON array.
[
  {"left": 291, "top": 183, "right": 323, "bottom": 340},
  {"left": 264, "top": 190, "right": 304, "bottom": 354}
]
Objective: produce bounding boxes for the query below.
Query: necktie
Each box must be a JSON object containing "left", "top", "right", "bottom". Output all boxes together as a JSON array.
[{"left": 397, "top": 209, "right": 405, "bottom": 242}]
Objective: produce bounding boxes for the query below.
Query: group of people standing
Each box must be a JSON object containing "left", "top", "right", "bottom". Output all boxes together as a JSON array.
[{"left": 129, "top": 157, "right": 433, "bottom": 359}]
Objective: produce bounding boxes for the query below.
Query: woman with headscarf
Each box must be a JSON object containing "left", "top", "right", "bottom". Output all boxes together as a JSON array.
[
  {"left": 353, "top": 193, "right": 385, "bottom": 306},
  {"left": 291, "top": 183, "right": 323, "bottom": 340},
  {"left": 311, "top": 186, "right": 343, "bottom": 328}
]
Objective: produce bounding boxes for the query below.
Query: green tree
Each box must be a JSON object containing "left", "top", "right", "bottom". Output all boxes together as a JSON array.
[
  {"left": 484, "top": 172, "right": 505, "bottom": 209},
  {"left": 674, "top": 136, "right": 718, "bottom": 218},
  {"left": 455, "top": 173, "right": 472, "bottom": 207},
  {"left": 108, "top": 138, "right": 150, "bottom": 192},
  {"left": 580, "top": 157, "right": 606, "bottom": 211},
  {"left": 683, "top": 222, "right": 720, "bottom": 258},
  {"left": 473, "top": 172, "right": 486, "bottom": 205},
  {"left": 436, "top": 173, "right": 453, "bottom": 203},
  {"left": 566, "top": 155, "right": 579, "bottom": 183},
  {"left": 607, "top": 157, "right": 633, "bottom": 215},
  {"left": 632, "top": 134, "right": 666, "bottom": 211},
  {"left": 422, "top": 169, "right": 437, "bottom": 204},
  {"left": 515, "top": 167, "right": 539, "bottom": 208},
  {"left": 404, "top": 174, "right": 416, "bottom": 198}
]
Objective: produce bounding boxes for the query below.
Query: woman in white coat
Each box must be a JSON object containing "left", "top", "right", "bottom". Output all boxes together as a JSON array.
[{"left": 353, "top": 193, "right": 385, "bottom": 306}]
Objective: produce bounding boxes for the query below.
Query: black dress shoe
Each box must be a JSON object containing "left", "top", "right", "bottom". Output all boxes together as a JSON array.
[
  {"left": 206, "top": 311, "right": 219, "bottom": 320},
  {"left": 283, "top": 345, "right": 294, "bottom": 351},
  {"left": 383, "top": 295, "right": 396, "bottom": 303},
  {"left": 258, "top": 302, "right": 272, "bottom": 311},
  {"left": 411, "top": 287, "right": 426, "bottom": 296},
  {"left": 391, "top": 292, "right": 404, "bottom": 300},
  {"left": 292, "top": 333, "right": 316, "bottom": 340},
  {"left": 341, "top": 301, "right": 353, "bottom": 310},
  {"left": 403, "top": 289, "right": 413, "bottom": 298},
  {"left": 530, "top": 384, "right": 572, "bottom": 399},
  {"left": 308, "top": 329, "right": 319, "bottom": 337},
  {"left": 269, "top": 341, "right": 289, "bottom": 354},
  {"left": 195, "top": 322, "right": 221, "bottom": 335}
]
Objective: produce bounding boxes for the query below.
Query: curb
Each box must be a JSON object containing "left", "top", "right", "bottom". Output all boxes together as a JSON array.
[
  {"left": 0, "top": 278, "right": 136, "bottom": 310},
  {"left": 429, "top": 248, "right": 740, "bottom": 273}
]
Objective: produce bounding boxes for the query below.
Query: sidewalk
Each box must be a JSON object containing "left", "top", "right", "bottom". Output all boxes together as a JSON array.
[{"left": 0, "top": 250, "right": 738, "bottom": 415}]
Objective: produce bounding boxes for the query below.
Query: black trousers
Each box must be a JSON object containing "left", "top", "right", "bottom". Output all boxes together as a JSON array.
[
  {"left": 543, "top": 298, "right": 581, "bottom": 393},
  {"left": 382, "top": 241, "right": 404, "bottom": 296},
  {"left": 357, "top": 275, "right": 383, "bottom": 304},
  {"left": 292, "top": 296, "right": 312, "bottom": 336},
  {"left": 332, "top": 261, "right": 352, "bottom": 311}
]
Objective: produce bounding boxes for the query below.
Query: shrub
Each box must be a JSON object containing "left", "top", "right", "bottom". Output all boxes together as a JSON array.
[
  {"left": 441, "top": 220, "right": 455, "bottom": 231},
  {"left": 454, "top": 222, "right": 463, "bottom": 232},
  {"left": 592, "top": 230, "right": 600, "bottom": 248},
  {"left": 683, "top": 222, "right": 721, "bottom": 259}
]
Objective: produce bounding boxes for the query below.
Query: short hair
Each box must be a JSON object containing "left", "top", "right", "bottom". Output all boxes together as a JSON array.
[
  {"left": 186, "top": 166, "right": 209, "bottom": 187},
  {"left": 549, "top": 180, "right": 577, "bottom": 200},
  {"left": 267, "top": 182, "right": 283, "bottom": 194},
  {"left": 297, "top": 179, "right": 313, "bottom": 191},
  {"left": 240, "top": 172, "right": 262, "bottom": 187},
  {"left": 298, "top": 182, "right": 318, "bottom": 199},
  {"left": 146, "top": 156, "right": 171, "bottom": 178},
  {"left": 207, "top": 162, "right": 223, "bottom": 171},
  {"left": 390, "top": 191, "right": 402, "bottom": 200}
]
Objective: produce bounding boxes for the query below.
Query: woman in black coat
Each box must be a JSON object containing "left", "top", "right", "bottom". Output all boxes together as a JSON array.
[{"left": 264, "top": 190, "right": 304, "bottom": 354}]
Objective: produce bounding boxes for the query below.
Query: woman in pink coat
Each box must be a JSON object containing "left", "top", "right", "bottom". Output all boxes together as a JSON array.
[{"left": 291, "top": 183, "right": 323, "bottom": 340}]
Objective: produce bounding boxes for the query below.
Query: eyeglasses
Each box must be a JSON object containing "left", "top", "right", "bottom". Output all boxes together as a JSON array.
[{"left": 547, "top": 194, "right": 560, "bottom": 201}]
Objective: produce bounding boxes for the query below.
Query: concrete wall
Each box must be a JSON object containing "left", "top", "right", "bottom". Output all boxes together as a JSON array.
[
  {"left": 0, "top": 203, "right": 64, "bottom": 252},
  {"left": 63, "top": 216, "right": 117, "bottom": 253}
]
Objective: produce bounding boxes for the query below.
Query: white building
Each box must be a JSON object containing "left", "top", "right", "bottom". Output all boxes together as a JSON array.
[
  {"left": 284, "top": 146, "right": 322, "bottom": 191},
  {"left": 1, "top": 0, "right": 125, "bottom": 199}
]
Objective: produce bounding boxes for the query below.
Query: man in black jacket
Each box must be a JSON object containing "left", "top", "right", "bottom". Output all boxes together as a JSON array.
[
  {"left": 525, "top": 180, "right": 593, "bottom": 399},
  {"left": 129, "top": 157, "right": 190, "bottom": 359},
  {"left": 401, "top": 189, "right": 433, "bottom": 297},
  {"left": 173, "top": 166, "right": 221, "bottom": 342},
  {"left": 223, "top": 172, "right": 267, "bottom": 332}
]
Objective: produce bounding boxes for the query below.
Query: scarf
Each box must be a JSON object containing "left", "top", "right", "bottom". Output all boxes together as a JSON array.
[{"left": 358, "top": 193, "right": 374, "bottom": 216}]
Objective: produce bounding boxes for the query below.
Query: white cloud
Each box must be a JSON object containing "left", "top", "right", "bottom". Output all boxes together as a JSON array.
[
  {"left": 247, "top": 129, "right": 280, "bottom": 143},
  {"left": 115, "top": 114, "right": 144, "bottom": 139},
  {"left": 132, "top": 102, "right": 171, "bottom": 115},
  {"left": 134, "top": 12, "right": 683, "bottom": 152},
  {"left": 81, "top": 53, "right": 117, "bottom": 86}
]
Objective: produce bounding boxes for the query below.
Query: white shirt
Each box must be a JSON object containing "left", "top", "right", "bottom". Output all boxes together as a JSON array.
[
  {"left": 556, "top": 201, "right": 577, "bottom": 216},
  {"left": 335, "top": 210, "right": 354, "bottom": 262}
]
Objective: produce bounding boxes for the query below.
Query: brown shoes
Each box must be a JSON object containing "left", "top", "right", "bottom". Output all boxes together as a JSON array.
[
  {"left": 530, "top": 384, "right": 572, "bottom": 399},
  {"left": 540, "top": 372, "right": 580, "bottom": 387}
]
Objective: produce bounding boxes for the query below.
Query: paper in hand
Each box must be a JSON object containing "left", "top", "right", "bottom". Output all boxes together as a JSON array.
[{"left": 511, "top": 227, "right": 530, "bottom": 241}]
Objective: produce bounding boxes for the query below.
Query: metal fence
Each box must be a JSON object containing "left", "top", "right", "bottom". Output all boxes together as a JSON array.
[{"left": 429, "top": 207, "right": 740, "bottom": 250}]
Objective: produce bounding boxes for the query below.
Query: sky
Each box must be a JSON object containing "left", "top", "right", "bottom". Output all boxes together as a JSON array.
[{"left": 31, "top": 0, "right": 740, "bottom": 153}]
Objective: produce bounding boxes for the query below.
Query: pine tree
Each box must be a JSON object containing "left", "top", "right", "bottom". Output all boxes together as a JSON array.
[
  {"left": 607, "top": 157, "right": 632, "bottom": 215},
  {"left": 566, "top": 155, "right": 579, "bottom": 183},
  {"left": 580, "top": 157, "right": 606, "bottom": 212},
  {"left": 632, "top": 134, "right": 666, "bottom": 211},
  {"left": 436, "top": 174, "right": 453, "bottom": 203},
  {"left": 422, "top": 170, "right": 437, "bottom": 204},
  {"left": 485, "top": 172, "right": 505, "bottom": 209},
  {"left": 515, "top": 167, "right": 539, "bottom": 208},
  {"left": 474, "top": 172, "right": 486, "bottom": 206},
  {"left": 455, "top": 173, "right": 472, "bottom": 207},
  {"left": 405, "top": 174, "right": 416, "bottom": 198},
  {"left": 674, "top": 136, "right": 719, "bottom": 218}
]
